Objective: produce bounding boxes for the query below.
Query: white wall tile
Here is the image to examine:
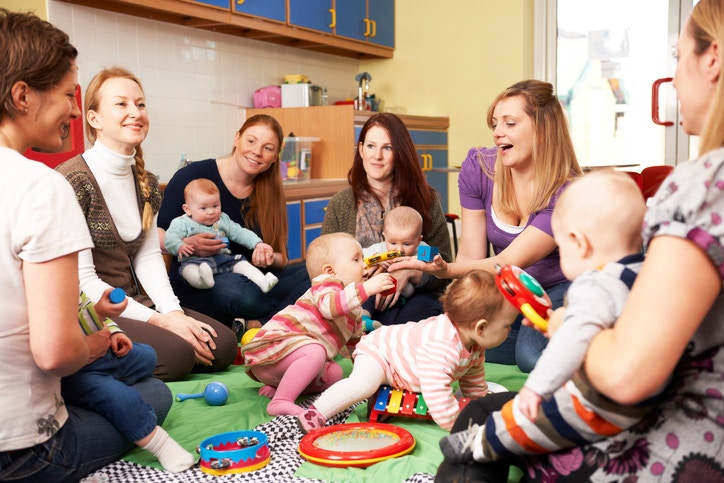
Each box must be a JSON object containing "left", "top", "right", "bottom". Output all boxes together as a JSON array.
[{"left": 49, "top": 1, "right": 362, "bottom": 182}]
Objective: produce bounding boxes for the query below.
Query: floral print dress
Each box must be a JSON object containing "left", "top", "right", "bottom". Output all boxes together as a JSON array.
[{"left": 522, "top": 149, "right": 724, "bottom": 482}]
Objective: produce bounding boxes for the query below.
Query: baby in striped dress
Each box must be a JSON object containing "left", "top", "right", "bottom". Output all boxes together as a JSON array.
[
  {"left": 297, "top": 269, "right": 518, "bottom": 432},
  {"left": 242, "top": 233, "right": 396, "bottom": 419}
]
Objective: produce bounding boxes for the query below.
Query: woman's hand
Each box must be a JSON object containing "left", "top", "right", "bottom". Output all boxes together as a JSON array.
[
  {"left": 183, "top": 232, "right": 225, "bottom": 257},
  {"left": 388, "top": 254, "right": 449, "bottom": 278},
  {"left": 85, "top": 329, "right": 112, "bottom": 364},
  {"left": 148, "top": 310, "right": 217, "bottom": 366},
  {"left": 251, "top": 242, "right": 275, "bottom": 268}
]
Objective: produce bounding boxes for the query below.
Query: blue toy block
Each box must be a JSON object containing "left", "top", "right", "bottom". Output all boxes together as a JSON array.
[{"left": 417, "top": 246, "right": 439, "bottom": 262}]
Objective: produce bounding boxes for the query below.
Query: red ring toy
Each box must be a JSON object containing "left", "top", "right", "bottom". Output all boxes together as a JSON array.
[
  {"left": 494, "top": 264, "right": 551, "bottom": 331},
  {"left": 298, "top": 422, "right": 415, "bottom": 468}
]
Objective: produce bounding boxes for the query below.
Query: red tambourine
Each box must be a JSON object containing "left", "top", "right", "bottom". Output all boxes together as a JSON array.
[
  {"left": 298, "top": 422, "right": 415, "bottom": 468},
  {"left": 494, "top": 264, "right": 551, "bottom": 331}
]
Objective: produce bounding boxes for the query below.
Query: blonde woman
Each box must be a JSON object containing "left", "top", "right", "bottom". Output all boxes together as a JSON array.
[
  {"left": 57, "top": 67, "right": 236, "bottom": 382},
  {"left": 393, "top": 80, "right": 582, "bottom": 372}
]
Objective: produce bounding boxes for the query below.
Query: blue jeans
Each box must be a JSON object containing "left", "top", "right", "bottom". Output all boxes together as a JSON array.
[
  {"left": 363, "top": 291, "right": 444, "bottom": 325},
  {"left": 61, "top": 343, "right": 158, "bottom": 442},
  {"left": 483, "top": 280, "right": 570, "bottom": 373},
  {"left": 0, "top": 377, "right": 171, "bottom": 483},
  {"left": 172, "top": 262, "right": 310, "bottom": 325}
]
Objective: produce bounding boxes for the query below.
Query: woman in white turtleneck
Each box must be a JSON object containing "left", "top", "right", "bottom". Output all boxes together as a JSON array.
[{"left": 57, "top": 67, "right": 236, "bottom": 382}]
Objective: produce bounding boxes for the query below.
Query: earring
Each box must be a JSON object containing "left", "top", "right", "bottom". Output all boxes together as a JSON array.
[{"left": 23, "top": 106, "right": 28, "bottom": 113}]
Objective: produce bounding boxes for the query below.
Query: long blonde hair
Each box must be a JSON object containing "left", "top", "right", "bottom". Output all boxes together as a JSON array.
[
  {"left": 485, "top": 79, "right": 582, "bottom": 218},
  {"left": 84, "top": 66, "right": 154, "bottom": 232},
  {"left": 689, "top": 0, "right": 724, "bottom": 154}
]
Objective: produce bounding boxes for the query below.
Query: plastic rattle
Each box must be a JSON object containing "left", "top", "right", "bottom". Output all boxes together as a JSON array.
[
  {"left": 176, "top": 381, "right": 229, "bottom": 406},
  {"left": 494, "top": 264, "right": 551, "bottom": 332},
  {"left": 109, "top": 287, "right": 126, "bottom": 304},
  {"left": 364, "top": 250, "right": 402, "bottom": 267}
]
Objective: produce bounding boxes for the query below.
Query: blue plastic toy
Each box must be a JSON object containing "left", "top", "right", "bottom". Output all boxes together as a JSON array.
[
  {"left": 417, "top": 246, "right": 439, "bottom": 262},
  {"left": 176, "top": 381, "right": 229, "bottom": 406},
  {"left": 109, "top": 287, "right": 126, "bottom": 304}
]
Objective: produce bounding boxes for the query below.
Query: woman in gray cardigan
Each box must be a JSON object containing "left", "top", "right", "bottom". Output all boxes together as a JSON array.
[{"left": 322, "top": 112, "right": 451, "bottom": 325}]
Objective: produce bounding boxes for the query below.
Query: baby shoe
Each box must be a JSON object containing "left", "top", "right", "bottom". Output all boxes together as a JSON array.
[{"left": 297, "top": 406, "right": 326, "bottom": 434}]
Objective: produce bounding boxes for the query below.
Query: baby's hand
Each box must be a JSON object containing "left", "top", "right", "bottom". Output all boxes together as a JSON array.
[
  {"left": 363, "top": 273, "right": 396, "bottom": 297},
  {"left": 111, "top": 332, "right": 133, "bottom": 357},
  {"left": 177, "top": 243, "right": 195, "bottom": 257},
  {"left": 252, "top": 242, "right": 274, "bottom": 268},
  {"left": 517, "top": 387, "right": 543, "bottom": 422},
  {"left": 546, "top": 307, "right": 566, "bottom": 337},
  {"left": 93, "top": 288, "right": 129, "bottom": 320}
]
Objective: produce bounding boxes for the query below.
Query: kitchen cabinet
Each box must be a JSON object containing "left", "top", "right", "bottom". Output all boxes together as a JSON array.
[
  {"left": 289, "top": 0, "right": 394, "bottom": 48},
  {"left": 60, "top": 0, "right": 393, "bottom": 59},
  {"left": 336, "top": 0, "right": 394, "bottom": 48},
  {"left": 284, "top": 180, "right": 348, "bottom": 262},
  {"left": 232, "top": 0, "right": 285, "bottom": 22}
]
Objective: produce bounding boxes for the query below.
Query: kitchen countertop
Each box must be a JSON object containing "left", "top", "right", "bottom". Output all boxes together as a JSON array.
[{"left": 283, "top": 178, "right": 348, "bottom": 201}]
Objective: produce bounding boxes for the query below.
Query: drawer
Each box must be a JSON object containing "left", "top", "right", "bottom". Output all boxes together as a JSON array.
[
  {"left": 409, "top": 130, "right": 447, "bottom": 146},
  {"left": 303, "top": 198, "right": 330, "bottom": 225}
]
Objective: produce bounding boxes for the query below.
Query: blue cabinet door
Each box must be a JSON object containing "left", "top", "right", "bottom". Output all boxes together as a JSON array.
[
  {"left": 334, "top": 0, "right": 367, "bottom": 42},
  {"left": 367, "top": 0, "right": 394, "bottom": 47},
  {"left": 187, "top": 0, "right": 231, "bottom": 9},
  {"left": 233, "top": 0, "right": 285, "bottom": 22},
  {"left": 289, "top": 0, "right": 334, "bottom": 34},
  {"left": 418, "top": 148, "right": 449, "bottom": 212},
  {"left": 286, "top": 201, "right": 302, "bottom": 262}
]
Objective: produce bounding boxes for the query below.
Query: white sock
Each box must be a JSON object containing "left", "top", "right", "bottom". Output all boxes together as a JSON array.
[
  {"left": 198, "top": 262, "right": 215, "bottom": 288},
  {"left": 263, "top": 272, "right": 279, "bottom": 293},
  {"left": 140, "top": 426, "right": 194, "bottom": 473},
  {"left": 181, "top": 264, "right": 214, "bottom": 289}
]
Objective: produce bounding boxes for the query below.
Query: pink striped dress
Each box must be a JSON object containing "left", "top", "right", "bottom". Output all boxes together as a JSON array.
[{"left": 354, "top": 314, "right": 489, "bottom": 430}]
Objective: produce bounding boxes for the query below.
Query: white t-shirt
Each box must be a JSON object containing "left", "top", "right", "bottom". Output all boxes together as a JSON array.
[{"left": 0, "top": 148, "right": 93, "bottom": 451}]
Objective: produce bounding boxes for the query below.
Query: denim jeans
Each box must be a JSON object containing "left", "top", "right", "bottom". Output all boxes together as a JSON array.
[
  {"left": 0, "top": 377, "right": 171, "bottom": 483},
  {"left": 483, "top": 280, "right": 570, "bottom": 372},
  {"left": 61, "top": 343, "right": 158, "bottom": 442},
  {"left": 172, "top": 261, "right": 310, "bottom": 325}
]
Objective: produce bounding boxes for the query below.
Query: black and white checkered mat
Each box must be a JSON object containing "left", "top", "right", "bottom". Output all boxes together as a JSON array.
[{"left": 81, "top": 400, "right": 434, "bottom": 483}]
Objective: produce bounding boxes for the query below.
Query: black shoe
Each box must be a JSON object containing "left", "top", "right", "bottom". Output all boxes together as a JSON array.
[
  {"left": 439, "top": 423, "right": 480, "bottom": 464},
  {"left": 232, "top": 318, "right": 247, "bottom": 342}
]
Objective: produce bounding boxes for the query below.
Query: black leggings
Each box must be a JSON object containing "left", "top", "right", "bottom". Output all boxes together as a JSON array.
[{"left": 435, "top": 392, "right": 518, "bottom": 483}]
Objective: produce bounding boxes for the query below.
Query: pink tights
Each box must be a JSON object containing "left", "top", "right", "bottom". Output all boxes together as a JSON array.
[{"left": 249, "top": 343, "right": 343, "bottom": 417}]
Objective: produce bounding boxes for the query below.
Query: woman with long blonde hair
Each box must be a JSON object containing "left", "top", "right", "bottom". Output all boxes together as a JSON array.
[{"left": 57, "top": 66, "right": 237, "bottom": 382}]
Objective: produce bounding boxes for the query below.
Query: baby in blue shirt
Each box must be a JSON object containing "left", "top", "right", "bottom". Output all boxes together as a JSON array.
[{"left": 164, "top": 178, "right": 278, "bottom": 292}]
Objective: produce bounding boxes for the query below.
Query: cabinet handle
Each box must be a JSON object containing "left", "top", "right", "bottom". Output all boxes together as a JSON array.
[
  {"left": 329, "top": 9, "right": 336, "bottom": 28},
  {"left": 236, "top": 0, "right": 244, "bottom": 4},
  {"left": 370, "top": 19, "right": 376, "bottom": 38},
  {"left": 363, "top": 18, "right": 371, "bottom": 37},
  {"left": 421, "top": 153, "right": 433, "bottom": 171}
]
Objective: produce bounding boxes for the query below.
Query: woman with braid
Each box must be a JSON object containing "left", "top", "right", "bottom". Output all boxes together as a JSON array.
[{"left": 57, "top": 67, "right": 236, "bottom": 382}]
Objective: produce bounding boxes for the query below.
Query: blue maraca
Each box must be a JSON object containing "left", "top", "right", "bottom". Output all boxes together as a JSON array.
[{"left": 175, "top": 382, "right": 229, "bottom": 406}]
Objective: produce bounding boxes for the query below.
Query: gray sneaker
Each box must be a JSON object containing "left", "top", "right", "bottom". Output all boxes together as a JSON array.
[{"left": 439, "top": 423, "right": 480, "bottom": 464}]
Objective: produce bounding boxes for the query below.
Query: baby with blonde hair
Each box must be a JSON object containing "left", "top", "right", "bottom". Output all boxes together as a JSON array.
[{"left": 241, "top": 233, "right": 395, "bottom": 418}]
